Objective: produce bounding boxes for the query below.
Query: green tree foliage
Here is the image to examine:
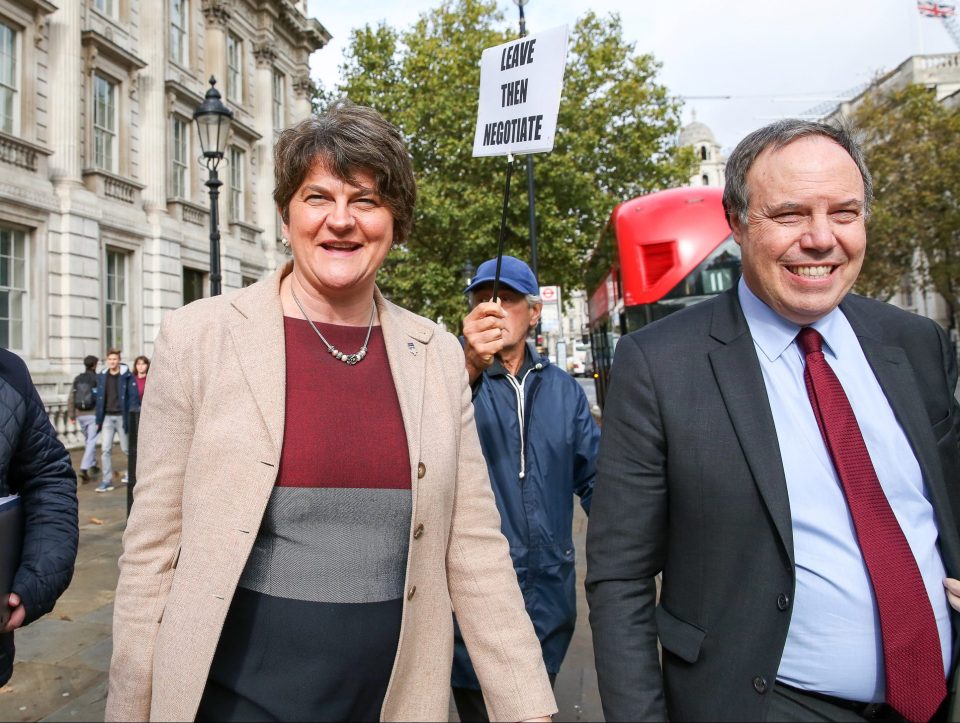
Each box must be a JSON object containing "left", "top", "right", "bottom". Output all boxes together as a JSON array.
[
  {"left": 317, "top": 0, "right": 696, "bottom": 327},
  {"left": 852, "top": 84, "right": 960, "bottom": 328}
]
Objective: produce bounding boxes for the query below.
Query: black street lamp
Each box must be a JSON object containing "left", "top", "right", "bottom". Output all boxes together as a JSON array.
[
  {"left": 512, "top": 0, "right": 538, "bottom": 279},
  {"left": 193, "top": 76, "right": 234, "bottom": 296}
]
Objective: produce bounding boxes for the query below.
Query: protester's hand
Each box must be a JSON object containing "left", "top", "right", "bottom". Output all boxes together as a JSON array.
[
  {"left": 944, "top": 578, "right": 960, "bottom": 612},
  {"left": 462, "top": 300, "right": 508, "bottom": 384},
  {"left": 1, "top": 593, "right": 26, "bottom": 633}
]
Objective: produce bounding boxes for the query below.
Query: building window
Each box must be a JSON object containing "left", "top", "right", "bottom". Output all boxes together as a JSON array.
[
  {"left": 93, "top": 73, "right": 118, "bottom": 172},
  {"left": 0, "top": 22, "right": 18, "bottom": 135},
  {"left": 242, "top": 275, "right": 257, "bottom": 288},
  {"left": 94, "top": 0, "right": 117, "bottom": 17},
  {"left": 171, "top": 116, "right": 189, "bottom": 198},
  {"left": 701, "top": 174, "right": 709, "bottom": 186},
  {"left": 272, "top": 69, "right": 284, "bottom": 129},
  {"left": 226, "top": 32, "right": 242, "bottom": 102},
  {"left": 700, "top": 146, "right": 708, "bottom": 161},
  {"left": 105, "top": 249, "right": 127, "bottom": 351},
  {"left": 183, "top": 267, "right": 205, "bottom": 305},
  {"left": 0, "top": 228, "right": 25, "bottom": 350},
  {"left": 229, "top": 147, "right": 244, "bottom": 222},
  {"left": 170, "top": 0, "right": 188, "bottom": 67}
]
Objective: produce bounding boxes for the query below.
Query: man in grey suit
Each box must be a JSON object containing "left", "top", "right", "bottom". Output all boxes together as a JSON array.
[{"left": 586, "top": 119, "right": 960, "bottom": 722}]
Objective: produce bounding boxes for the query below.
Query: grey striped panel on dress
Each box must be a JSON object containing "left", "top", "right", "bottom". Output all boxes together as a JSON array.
[{"left": 238, "top": 486, "right": 412, "bottom": 604}]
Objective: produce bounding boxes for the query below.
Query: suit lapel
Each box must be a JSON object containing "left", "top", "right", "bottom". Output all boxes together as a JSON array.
[
  {"left": 228, "top": 269, "right": 287, "bottom": 459},
  {"left": 376, "top": 289, "right": 433, "bottom": 490},
  {"left": 709, "top": 289, "right": 794, "bottom": 565}
]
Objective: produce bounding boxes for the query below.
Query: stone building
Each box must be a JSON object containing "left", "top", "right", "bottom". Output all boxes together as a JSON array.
[
  {"left": 823, "top": 52, "right": 960, "bottom": 331},
  {"left": 0, "top": 0, "right": 328, "bottom": 439},
  {"left": 679, "top": 114, "right": 725, "bottom": 188}
]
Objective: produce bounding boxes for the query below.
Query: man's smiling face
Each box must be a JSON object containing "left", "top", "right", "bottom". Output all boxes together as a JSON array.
[{"left": 731, "top": 135, "right": 867, "bottom": 326}]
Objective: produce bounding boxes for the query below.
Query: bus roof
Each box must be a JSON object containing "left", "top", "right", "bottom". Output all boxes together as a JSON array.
[{"left": 612, "top": 186, "right": 732, "bottom": 306}]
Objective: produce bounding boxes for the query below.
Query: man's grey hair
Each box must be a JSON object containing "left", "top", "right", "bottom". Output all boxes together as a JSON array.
[
  {"left": 721, "top": 119, "right": 874, "bottom": 227},
  {"left": 468, "top": 291, "right": 541, "bottom": 308}
]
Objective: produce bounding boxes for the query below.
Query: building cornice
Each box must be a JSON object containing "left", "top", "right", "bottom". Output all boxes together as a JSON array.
[
  {"left": 81, "top": 29, "right": 148, "bottom": 72},
  {"left": 7, "top": 0, "right": 57, "bottom": 17}
]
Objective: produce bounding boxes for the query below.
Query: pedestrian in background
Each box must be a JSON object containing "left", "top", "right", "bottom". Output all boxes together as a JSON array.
[
  {"left": 0, "top": 348, "right": 79, "bottom": 689},
  {"left": 67, "top": 354, "right": 99, "bottom": 482},
  {"left": 106, "top": 101, "right": 556, "bottom": 723},
  {"left": 94, "top": 348, "right": 132, "bottom": 493},
  {"left": 587, "top": 120, "right": 960, "bottom": 722},
  {"left": 127, "top": 355, "right": 149, "bottom": 415},
  {"left": 454, "top": 255, "right": 599, "bottom": 721}
]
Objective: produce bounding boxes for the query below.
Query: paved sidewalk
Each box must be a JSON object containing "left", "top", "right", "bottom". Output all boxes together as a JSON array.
[{"left": 0, "top": 448, "right": 603, "bottom": 722}]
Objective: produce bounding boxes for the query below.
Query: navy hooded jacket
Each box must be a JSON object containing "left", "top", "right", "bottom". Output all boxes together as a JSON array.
[
  {"left": 452, "top": 344, "right": 598, "bottom": 688},
  {"left": 0, "top": 349, "right": 79, "bottom": 688}
]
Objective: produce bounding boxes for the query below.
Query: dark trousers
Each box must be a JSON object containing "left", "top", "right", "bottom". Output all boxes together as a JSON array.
[
  {"left": 452, "top": 674, "right": 556, "bottom": 723},
  {"left": 770, "top": 682, "right": 949, "bottom": 722}
]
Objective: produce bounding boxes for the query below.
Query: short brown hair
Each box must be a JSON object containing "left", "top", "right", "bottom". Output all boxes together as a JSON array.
[
  {"left": 273, "top": 100, "right": 417, "bottom": 245},
  {"left": 107, "top": 348, "right": 121, "bottom": 358}
]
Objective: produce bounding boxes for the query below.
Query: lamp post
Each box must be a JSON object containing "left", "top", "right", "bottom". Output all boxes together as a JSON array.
[
  {"left": 462, "top": 259, "right": 475, "bottom": 289},
  {"left": 513, "top": 0, "right": 538, "bottom": 279},
  {"left": 193, "top": 76, "right": 234, "bottom": 296}
]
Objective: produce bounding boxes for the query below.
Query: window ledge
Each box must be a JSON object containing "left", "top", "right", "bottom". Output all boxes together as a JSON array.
[
  {"left": 82, "top": 168, "right": 145, "bottom": 204},
  {"left": 167, "top": 198, "right": 209, "bottom": 226},
  {"left": 229, "top": 219, "right": 264, "bottom": 244},
  {"left": 0, "top": 132, "right": 51, "bottom": 172}
]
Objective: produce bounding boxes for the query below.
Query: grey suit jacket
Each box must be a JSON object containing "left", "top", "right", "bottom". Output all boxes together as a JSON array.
[{"left": 585, "top": 287, "right": 960, "bottom": 722}]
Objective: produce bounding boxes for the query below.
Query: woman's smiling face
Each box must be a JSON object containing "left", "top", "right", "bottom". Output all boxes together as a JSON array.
[{"left": 281, "top": 162, "right": 394, "bottom": 301}]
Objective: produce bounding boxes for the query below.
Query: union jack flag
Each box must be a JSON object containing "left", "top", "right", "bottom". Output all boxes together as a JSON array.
[{"left": 917, "top": 0, "right": 956, "bottom": 17}]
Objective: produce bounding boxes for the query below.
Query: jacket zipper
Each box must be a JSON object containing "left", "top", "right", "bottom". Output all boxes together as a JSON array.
[{"left": 504, "top": 363, "right": 543, "bottom": 480}]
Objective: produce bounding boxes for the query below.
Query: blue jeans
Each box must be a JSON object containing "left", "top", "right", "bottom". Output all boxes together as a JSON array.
[
  {"left": 77, "top": 414, "right": 98, "bottom": 471},
  {"left": 100, "top": 414, "right": 128, "bottom": 484}
]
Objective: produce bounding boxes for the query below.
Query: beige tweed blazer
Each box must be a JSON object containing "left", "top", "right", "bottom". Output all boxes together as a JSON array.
[{"left": 105, "top": 264, "right": 556, "bottom": 722}]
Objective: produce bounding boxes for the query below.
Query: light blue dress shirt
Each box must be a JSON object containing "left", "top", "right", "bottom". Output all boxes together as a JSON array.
[{"left": 738, "top": 279, "right": 951, "bottom": 702}]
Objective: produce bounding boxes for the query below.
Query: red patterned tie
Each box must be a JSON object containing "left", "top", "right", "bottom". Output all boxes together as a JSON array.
[{"left": 797, "top": 327, "right": 946, "bottom": 722}]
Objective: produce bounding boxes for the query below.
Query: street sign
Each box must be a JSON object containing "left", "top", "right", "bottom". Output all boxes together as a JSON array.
[
  {"left": 539, "top": 285, "right": 562, "bottom": 332},
  {"left": 472, "top": 25, "right": 569, "bottom": 158}
]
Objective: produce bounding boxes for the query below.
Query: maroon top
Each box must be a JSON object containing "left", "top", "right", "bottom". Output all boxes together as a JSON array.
[
  {"left": 135, "top": 375, "right": 146, "bottom": 401},
  {"left": 276, "top": 316, "right": 410, "bottom": 489}
]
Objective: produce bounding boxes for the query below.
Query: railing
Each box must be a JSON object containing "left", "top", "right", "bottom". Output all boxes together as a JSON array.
[
  {"left": 916, "top": 53, "right": 960, "bottom": 71},
  {"left": 44, "top": 397, "right": 85, "bottom": 450},
  {"left": 104, "top": 175, "right": 138, "bottom": 204},
  {"left": 0, "top": 134, "right": 41, "bottom": 171}
]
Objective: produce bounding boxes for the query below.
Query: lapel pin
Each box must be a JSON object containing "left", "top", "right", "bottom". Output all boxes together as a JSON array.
[{"left": 407, "top": 341, "right": 417, "bottom": 355}]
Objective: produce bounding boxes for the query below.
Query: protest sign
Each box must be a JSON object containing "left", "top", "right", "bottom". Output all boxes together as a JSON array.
[{"left": 473, "top": 25, "right": 569, "bottom": 157}]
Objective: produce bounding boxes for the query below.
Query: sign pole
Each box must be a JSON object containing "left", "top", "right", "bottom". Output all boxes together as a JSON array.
[{"left": 492, "top": 153, "right": 516, "bottom": 301}]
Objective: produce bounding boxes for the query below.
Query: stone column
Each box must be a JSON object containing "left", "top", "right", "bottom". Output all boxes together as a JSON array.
[
  {"left": 47, "top": 1, "right": 83, "bottom": 184},
  {"left": 138, "top": 0, "right": 168, "bottom": 214},
  {"left": 253, "top": 42, "right": 277, "bottom": 271},
  {"left": 202, "top": 0, "right": 230, "bottom": 90}
]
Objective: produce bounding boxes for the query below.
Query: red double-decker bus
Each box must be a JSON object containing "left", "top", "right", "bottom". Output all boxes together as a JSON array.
[{"left": 586, "top": 186, "right": 740, "bottom": 409}]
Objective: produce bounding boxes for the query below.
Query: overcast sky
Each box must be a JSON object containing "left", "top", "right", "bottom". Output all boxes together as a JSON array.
[{"left": 306, "top": 0, "right": 958, "bottom": 152}]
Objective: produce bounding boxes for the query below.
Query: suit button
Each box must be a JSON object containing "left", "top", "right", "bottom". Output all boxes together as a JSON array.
[
  {"left": 407, "top": 586, "right": 417, "bottom": 600},
  {"left": 777, "top": 593, "right": 790, "bottom": 611},
  {"left": 413, "top": 523, "right": 424, "bottom": 539},
  {"left": 417, "top": 462, "right": 426, "bottom": 479},
  {"left": 753, "top": 676, "right": 768, "bottom": 694}
]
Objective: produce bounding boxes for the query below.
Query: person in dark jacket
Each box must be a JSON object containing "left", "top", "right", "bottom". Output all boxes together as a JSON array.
[
  {"left": 452, "top": 255, "right": 599, "bottom": 721},
  {"left": 67, "top": 354, "right": 99, "bottom": 482},
  {"left": 94, "top": 348, "right": 133, "bottom": 492},
  {"left": 0, "top": 348, "right": 79, "bottom": 688}
]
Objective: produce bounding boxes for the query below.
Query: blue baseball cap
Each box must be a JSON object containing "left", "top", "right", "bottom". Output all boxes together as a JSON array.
[{"left": 463, "top": 255, "right": 540, "bottom": 296}]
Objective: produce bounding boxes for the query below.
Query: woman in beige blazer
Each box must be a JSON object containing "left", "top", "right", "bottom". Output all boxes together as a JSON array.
[{"left": 105, "top": 101, "right": 556, "bottom": 722}]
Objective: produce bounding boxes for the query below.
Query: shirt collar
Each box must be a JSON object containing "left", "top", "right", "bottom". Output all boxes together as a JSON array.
[{"left": 738, "top": 277, "right": 845, "bottom": 362}]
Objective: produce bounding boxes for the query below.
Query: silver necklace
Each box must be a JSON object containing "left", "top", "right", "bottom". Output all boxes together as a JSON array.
[{"left": 290, "top": 288, "right": 376, "bottom": 366}]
